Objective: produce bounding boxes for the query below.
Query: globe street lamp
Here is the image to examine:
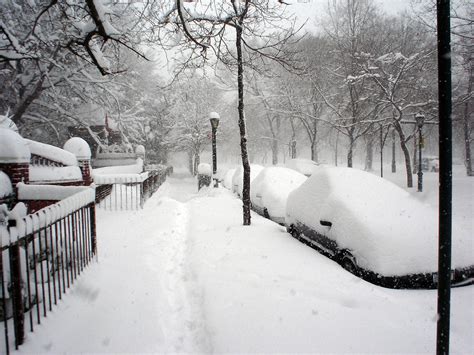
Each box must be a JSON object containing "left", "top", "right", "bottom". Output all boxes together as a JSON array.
[
  {"left": 415, "top": 113, "right": 425, "bottom": 192},
  {"left": 209, "top": 112, "right": 220, "bottom": 186}
]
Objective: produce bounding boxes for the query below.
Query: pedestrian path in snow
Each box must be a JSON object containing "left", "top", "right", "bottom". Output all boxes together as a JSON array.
[{"left": 17, "top": 174, "right": 209, "bottom": 353}]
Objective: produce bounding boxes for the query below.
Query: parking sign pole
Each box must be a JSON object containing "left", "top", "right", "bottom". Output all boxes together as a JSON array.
[{"left": 436, "top": 1, "right": 452, "bottom": 354}]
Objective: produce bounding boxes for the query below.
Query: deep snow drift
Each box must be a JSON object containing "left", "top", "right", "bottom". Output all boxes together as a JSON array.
[{"left": 16, "top": 170, "right": 473, "bottom": 354}]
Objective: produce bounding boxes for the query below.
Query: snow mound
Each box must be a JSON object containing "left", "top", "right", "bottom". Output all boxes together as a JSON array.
[
  {"left": 0, "top": 114, "right": 18, "bottom": 132},
  {"left": 232, "top": 164, "right": 264, "bottom": 197},
  {"left": 251, "top": 167, "right": 307, "bottom": 222},
  {"left": 0, "top": 171, "right": 13, "bottom": 198},
  {"left": 63, "top": 137, "right": 92, "bottom": 160},
  {"left": 286, "top": 166, "right": 472, "bottom": 276},
  {"left": 26, "top": 139, "right": 78, "bottom": 166},
  {"left": 0, "top": 128, "right": 30, "bottom": 163},
  {"left": 198, "top": 163, "right": 212, "bottom": 176},
  {"left": 135, "top": 145, "right": 145, "bottom": 157}
]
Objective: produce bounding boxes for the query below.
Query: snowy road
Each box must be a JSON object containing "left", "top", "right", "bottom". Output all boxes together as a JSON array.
[{"left": 17, "top": 172, "right": 473, "bottom": 354}]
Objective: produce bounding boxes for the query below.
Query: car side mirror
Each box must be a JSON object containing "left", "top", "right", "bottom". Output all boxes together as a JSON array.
[{"left": 320, "top": 220, "right": 332, "bottom": 227}]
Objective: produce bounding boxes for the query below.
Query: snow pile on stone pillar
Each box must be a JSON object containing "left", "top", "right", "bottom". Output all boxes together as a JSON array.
[
  {"left": 0, "top": 128, "right": 31, "bottom": 187},
  {"left": 64, "top": 137, "right": 93, "bottom": 185}
]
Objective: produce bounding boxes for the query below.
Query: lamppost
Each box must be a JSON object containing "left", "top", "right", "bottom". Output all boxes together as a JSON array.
[
  {"left": 415, "top": 113, "right": 425, "bottom": 192},
  {"left": 209, "top": 112, "right": 220, "bottom": 187}
]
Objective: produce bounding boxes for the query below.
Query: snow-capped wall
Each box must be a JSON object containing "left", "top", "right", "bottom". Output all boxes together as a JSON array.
[
  {"left": 29, "top": 166, "right": 83, "bottom": 183},
  {"left": 0, "top": 128, "right": 30, "bottom": 163},
  {"left": 93, "top": 158, "right": 144, "bottom": 176},
  {"left": 4, "top": 186, "right": 95, "bottom": 243},
  {"left": 93, "top": 172, "right": 149, "bottom": 185},
  {"left": 17, "top": 183, "right": 90, "bottom": 201},
  {"left": 25, "top": 139, "right": 78, "bottom": 166}
]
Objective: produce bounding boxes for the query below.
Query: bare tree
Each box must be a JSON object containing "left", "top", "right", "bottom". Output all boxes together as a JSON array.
[
  {"left": 157, "top": 0, "right": 301, "bottom": 225},
  {"left": 357, "top": 14, "right": 438, "bottom": 188},
  {"left": 412, "top": 0, "right": 473, "bottom": 175},
  {"left": 0, "top": 0, "right": 153, "bottom": 136}
]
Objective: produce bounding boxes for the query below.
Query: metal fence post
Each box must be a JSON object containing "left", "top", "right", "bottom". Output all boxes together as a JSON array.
[
  {"left": 140, "top": 181, "right": 145, "bottom": 209},
  {"left": 9, "top": 243, "right": 24, "bottom": 348},
  {"left": 90, "top": 204, "right": 97, "bottom": 258},
  {"left": 0, "top": 247, "right": 10, "bottom": 355}
]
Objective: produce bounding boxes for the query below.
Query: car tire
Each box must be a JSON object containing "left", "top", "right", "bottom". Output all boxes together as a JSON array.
[
  {"left": 263, "top": 207, "right": 270, "bottom": 219},
  {"left": 289, "top": 225, "right": 301, "bottom": 241},
  {"left": 340, "top": 253, "right": 360, "bottom": 277}
]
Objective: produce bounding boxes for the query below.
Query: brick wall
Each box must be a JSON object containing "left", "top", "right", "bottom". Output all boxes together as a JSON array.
[
  {"left": 78, "top": 159, "right": 92, "bottom": 185},
  {"left": 0, "top": 163, "right": 29, "bottom": 186}
]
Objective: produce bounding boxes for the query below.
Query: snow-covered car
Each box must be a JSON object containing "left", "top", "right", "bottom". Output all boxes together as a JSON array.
[
  {"left": 250, "top": 167, "right": 307, "bottom": 224},
  {"left": 285, "top": 166, "right": 473, "bottom": 288},
  {"left": 223, "top": 168, "right": 236, "bottom": 189},
  {"left": 232, "top": 164, "right": 264, "bottom": 198},
  {"left": 421, "top": 156, "right": 439, "bottom": 172},
  {"left": 285, "top": 158, "right": 318, "bottom": 177}
]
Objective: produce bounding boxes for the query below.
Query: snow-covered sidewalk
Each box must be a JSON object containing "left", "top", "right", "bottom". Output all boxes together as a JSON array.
[
  {"left": 18, "top": 176, "right": 211, "bottom": 353},
  {"left": 17, "top": 174, "right": 473, "bottom": 354}
]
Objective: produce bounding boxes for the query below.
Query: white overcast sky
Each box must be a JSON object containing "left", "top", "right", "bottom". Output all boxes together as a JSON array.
[{"left": 288, "top": 0, "right": 411, "bottom": 33}]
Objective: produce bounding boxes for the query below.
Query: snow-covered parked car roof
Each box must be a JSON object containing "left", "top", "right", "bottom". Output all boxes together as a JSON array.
[
  {"left": 250, "top": 167, "right": 306, "bottom": 224},
  {"left": 232, "top": 164, "right": 264, "bottom": 197},
  {"left": 285, "top": 158, "right": 318, "bottom": 176},
  {"left": 286, "top": 166, "right": 473, "bottom": 286}
]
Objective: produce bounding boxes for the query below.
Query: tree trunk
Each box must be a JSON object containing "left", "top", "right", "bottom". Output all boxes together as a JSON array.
[
  {"left": 394, "top": 121, "right": 413, "bottom": 188},
  {"left": 289, "top": 118, "right": 297, "bottom": 159},
  {"left": 13, "top": 75, "right": 46, "bottom": 127},
  {"left": 188, "top": 151, "right": 194, "bottom": 175},
  {"left": 365, "top": 135, "right": 373, "bottom": 171},
  {"left": 236, "top": 24, "right": 251, "bottom": 225},
  {"left": 311, "top": 119, "right": 318, "bottom": 163},
  {"left": 347, "top": 133, "right": 355, "bottom": 168},
  {"left": 391, "top": 129, "right": 396, "bottom": 173},
  {"left": 310, "top": 138, "right": 317, "bottom": 162},
  {"left": 271, "top": 138, "right": 278, "bottom": 165},
  {"left": 193, "top": 152, "right": 200, "bottom": 176},
  {"left": 462, "top": 67, "right": 473, "bottom": 176},
  {"left": 413, "top": 129, "right": 418, "bottom": 174}
]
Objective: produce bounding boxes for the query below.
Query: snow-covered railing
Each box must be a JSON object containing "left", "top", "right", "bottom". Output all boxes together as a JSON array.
[
  {"left": 92, "top": 152, "right": 137, "bottom": 169},
  {"left": 0, "top": 188, "right": 97, "bottom": 354},
  {"left": 93, "top": 166, "right": 171, "bottom": 210}
]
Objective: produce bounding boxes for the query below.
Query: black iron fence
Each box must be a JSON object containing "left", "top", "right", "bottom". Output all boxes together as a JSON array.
[
  {"left": 94, "top": 168, "right": 170, "bottom": 210},
  {"left": 0, "top": 189, "right": 96, "bottom": 354}
]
